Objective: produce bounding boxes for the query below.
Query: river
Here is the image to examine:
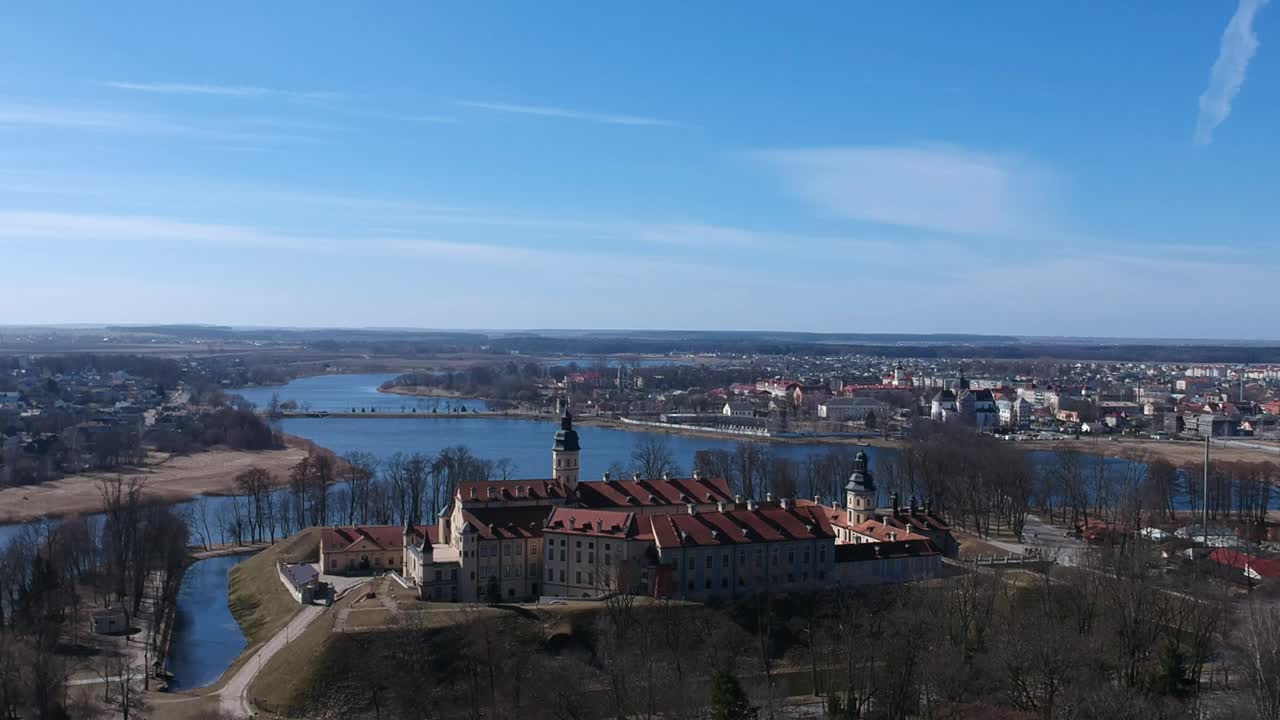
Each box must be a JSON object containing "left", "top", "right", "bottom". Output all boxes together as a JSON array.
[{"left": 165, "top": 553, "right": 250, "bottom": 690}]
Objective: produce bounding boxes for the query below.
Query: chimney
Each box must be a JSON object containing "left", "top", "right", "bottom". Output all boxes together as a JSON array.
[
  {"left": 716, "top": 500, "right": 726, "bottom": 512},
  {"left": 890, "top": 492, "right": 899, "bottom": 516},
  {"left": 734, "top": 494, "right": 744, "bottom": 504},
  {"left": 662, "top": 471, "right": 672, "bottom": 481},
  {"left": 633, "top": 472, "right": 642, "bottom": 481},
  {"left": 687, "top": 503, "right": 697, "bottom": 515},
  {"left": 780, "top": 498, "right": 791, "bottom": 510},
  {"left": 603, "top": 472, "right": 611, "bottom": 481},
  {"left": 813, "top": 495, "right": 821, "bottom": 505},
  {"left": 766, "top": 492, "right": 775, "bottom": 504},
  {"left": 692, "top": 469, "right": 702, "bottom": 480},
  {"left": 595, "top": 519, "right": 603, "bottom": 532},
  {"left": 910, "top": 495, "right": 918, "bottom": 515},
  {"left": 746, "top": 499, "right": 756, "bottom": 511}
]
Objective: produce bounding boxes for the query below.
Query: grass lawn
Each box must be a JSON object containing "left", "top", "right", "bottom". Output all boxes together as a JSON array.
[
  {"left": 227, "top": 528, "right": 320, "bottom": 647},
  {"left": 248, "top": 590, "right": 339, "bottom": 716}
]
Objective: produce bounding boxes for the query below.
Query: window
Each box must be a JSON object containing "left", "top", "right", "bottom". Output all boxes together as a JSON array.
[
  {"left": 704, "top": 579, "right": 711, "bottom": 589},
  {"left": 576, "top": 551, "right": 582, "bottom": 563},
  {"left": 803, "top": 549, "right": 810, "bottom": 564},
  {"left": 470, "top": 571, "right": 476, "bottom": 580},
  {"left": 605, "top": 554, "right": 612, "bottom": 566},
  {"left": 688, "top": 580, "right": 694, "bottom": 591},
  {"left": 576, "top": 540, "right": 582, "bottom": 548},
  {"left": 604, "top": 543, "right": 611, "bottom": 551},
  {"left": 588, "top": 542, "right": 594, "bottom": 549},
  {"left": 434, "top": 569, "right": 442, "bottom": 582},
  {"left": 673, "top": 558, "right": 680, "bottom": 570},
  {"left": 560, "top": 550, "right": 565, "bottom": 561},
  {"left": 818, "top": 570, "right": 825, "bottom": 581},
  {"left": 588, "top": 553, "right": 594, "bottom": 564},
  {"left": 721, "top": 577, "right": 729, "bottom": 588},
  {"left": 819, "top": 547, "right": 826, "bottom": 563},
  {"left": 787, "top": 550, "right": 795, "bottom": 564},
  {"left": 559, "top": 569, "right": 565, "bottom": 581},
  {"left": 705, "top": 555, "right": 713, "bottom": 569},
  {"left": 722, "top": 553, "right": 730, "bottom": 568},
  {"left": 548, "top": 546, "right": 555, "bottom": 560},
  {"left": 576, "top": 571, "right": 582, "bottom": 584},
  {"left": 451, "top": 569, "right": 457, "bottom": 581},
  {"left": 548, "top": 568, "right": 554, "bottom": 581}
]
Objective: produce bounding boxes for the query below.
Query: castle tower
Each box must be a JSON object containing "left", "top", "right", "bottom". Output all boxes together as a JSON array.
[
  {"left": 552, "top": 406, "right": 581, "bottom": 490},
  {"left": 844, "top": 450, "right": 877, "bottom": 525}
]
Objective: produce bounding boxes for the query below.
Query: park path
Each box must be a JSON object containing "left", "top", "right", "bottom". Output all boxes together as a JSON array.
[
  {"left": 978, "top": 514, "right": 1087, "bottom": 566},
  {"left": 217, "top": 603, "right": 324, "bottom": 717}
]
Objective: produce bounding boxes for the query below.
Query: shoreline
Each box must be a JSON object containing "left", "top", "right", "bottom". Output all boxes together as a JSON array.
[
  {"left": 0, "top": 438, "right": 310, "bottom": 526},
  {"left": 378, "top": 385, "right": 499, "bottom": 401}
]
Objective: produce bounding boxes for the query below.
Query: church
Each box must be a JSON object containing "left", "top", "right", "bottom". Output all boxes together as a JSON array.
[{"left": 325, "top": 408, "right": 951, "bottom": 603}]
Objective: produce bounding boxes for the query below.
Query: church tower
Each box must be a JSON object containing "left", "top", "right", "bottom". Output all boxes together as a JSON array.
[
  {"left": 844, "top": 451, "right": 877, "bottom": 525},
  {"left": 552, "top": 406, "right": 581, "bottom": 490}
]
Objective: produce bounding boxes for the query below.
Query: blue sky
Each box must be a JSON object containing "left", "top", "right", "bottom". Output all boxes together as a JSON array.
[{"left": 1, "top": 2, "right": 1276, "bottom": 338}]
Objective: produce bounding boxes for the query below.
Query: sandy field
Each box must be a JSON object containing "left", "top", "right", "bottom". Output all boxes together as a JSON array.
[
  {"left": 1020, "top": 436, "right": 1280, "bottom": 465},
  {"left": 379, "top": 385, "right": 485, "bottom": 399},
  {"left": 0, "top": 444, "right": 308, "bottom": 525}
]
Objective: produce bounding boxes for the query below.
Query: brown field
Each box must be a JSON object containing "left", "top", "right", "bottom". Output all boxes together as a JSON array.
[
  {"left": 1026, "top": 436, "right": 1280, "bottom": 465},
  {"left": 379, "top": 385, "right": 483, "bottom": 399},
  {"left": 0, "top": 443, "right": 308, "bottom": 524}
]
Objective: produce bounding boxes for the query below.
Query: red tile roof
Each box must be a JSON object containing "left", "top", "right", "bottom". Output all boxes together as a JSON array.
[
  {"left": 458, "top": 479, "right": 568, "bottom": 503},
  {"left": 320, "top": 525, "right": 428, "bottom": 553},
  {"left": 850, "top": 519, "right": 927, "bottom": 543},
  {"left": 545, "top": 508, "right": 641, "bottom": 538},
  {"left": 1209, "top": 548, "right": 1280, "bottom": 578},
  {"left": 650, "top": 505, "right": 835, "bottom": 548},
  {"left": 461, "top": 507, "right": 550, "bottom": 540},
  {"left": 577, "top": 477, "right": 733, "bottom": 509}
]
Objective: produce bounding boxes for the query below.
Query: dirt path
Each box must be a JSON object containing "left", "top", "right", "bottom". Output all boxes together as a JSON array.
[
  {"left": 218, "top": 603, "right": 325, "bottom": 717},
  {"left": 0, "top": 445, "right": 307, "bottom": 524}
]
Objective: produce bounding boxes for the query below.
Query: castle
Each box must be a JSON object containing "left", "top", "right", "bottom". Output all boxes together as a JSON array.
[{"left": 320, "top": 409, "right": 952, "bottom": 603}]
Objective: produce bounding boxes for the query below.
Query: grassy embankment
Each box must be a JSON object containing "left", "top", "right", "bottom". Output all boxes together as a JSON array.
[{"left": 227, "top": 528, "right": 320, "bottom": 646}]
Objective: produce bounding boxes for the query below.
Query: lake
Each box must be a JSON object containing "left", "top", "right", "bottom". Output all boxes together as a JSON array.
[
  {"left": 231, "top": 373, "right": 492, "bottom": 413},
  {"left": 165, "top": 553, "right": 250, "bottom": 690}
]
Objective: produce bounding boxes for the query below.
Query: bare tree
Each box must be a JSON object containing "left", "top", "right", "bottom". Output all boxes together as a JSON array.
[
  {"left": 1240, "top": 601, "right": 1280, "bottom": 720},
  {"left": 631, "top": 436, "right": 679, "bottom": 480}
]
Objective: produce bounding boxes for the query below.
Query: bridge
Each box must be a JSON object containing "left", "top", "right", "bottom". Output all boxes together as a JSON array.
[{"left": 270, "top": 410, "right": 531, "bottom": 420}]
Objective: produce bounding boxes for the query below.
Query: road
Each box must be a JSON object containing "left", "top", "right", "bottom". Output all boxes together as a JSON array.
[
  {"left": 217, "top": 603, "right": 325, "bottom": 717},
  {"left": 980, "top": 514, "right": 1088, "bottom": 566}
]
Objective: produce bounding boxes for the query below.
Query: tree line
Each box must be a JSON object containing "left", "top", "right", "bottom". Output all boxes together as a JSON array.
[{"left": 0, "top": 475, "right": 190, "bottom": 719}]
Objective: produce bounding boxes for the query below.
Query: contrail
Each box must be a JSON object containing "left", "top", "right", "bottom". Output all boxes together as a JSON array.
[{"left": 1195, "top": 0, "right": 1271, "bottom": 144}]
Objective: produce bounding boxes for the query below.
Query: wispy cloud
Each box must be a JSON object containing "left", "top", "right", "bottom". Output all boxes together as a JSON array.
[
  {"left": 0, "top": 100, "right": 322, "bottom": 145},
  {"left": 754, "top": 145, "right": 1056, "bottom": 236},
  {"left": 1194, "top": 0, "right": 1271, "bottom": 145},
  {"left": 455, "top": 100, "right": 675, "bottom": 127},
  {"left": 104, "top": 81, "right": 340, "bottom": 102}
]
